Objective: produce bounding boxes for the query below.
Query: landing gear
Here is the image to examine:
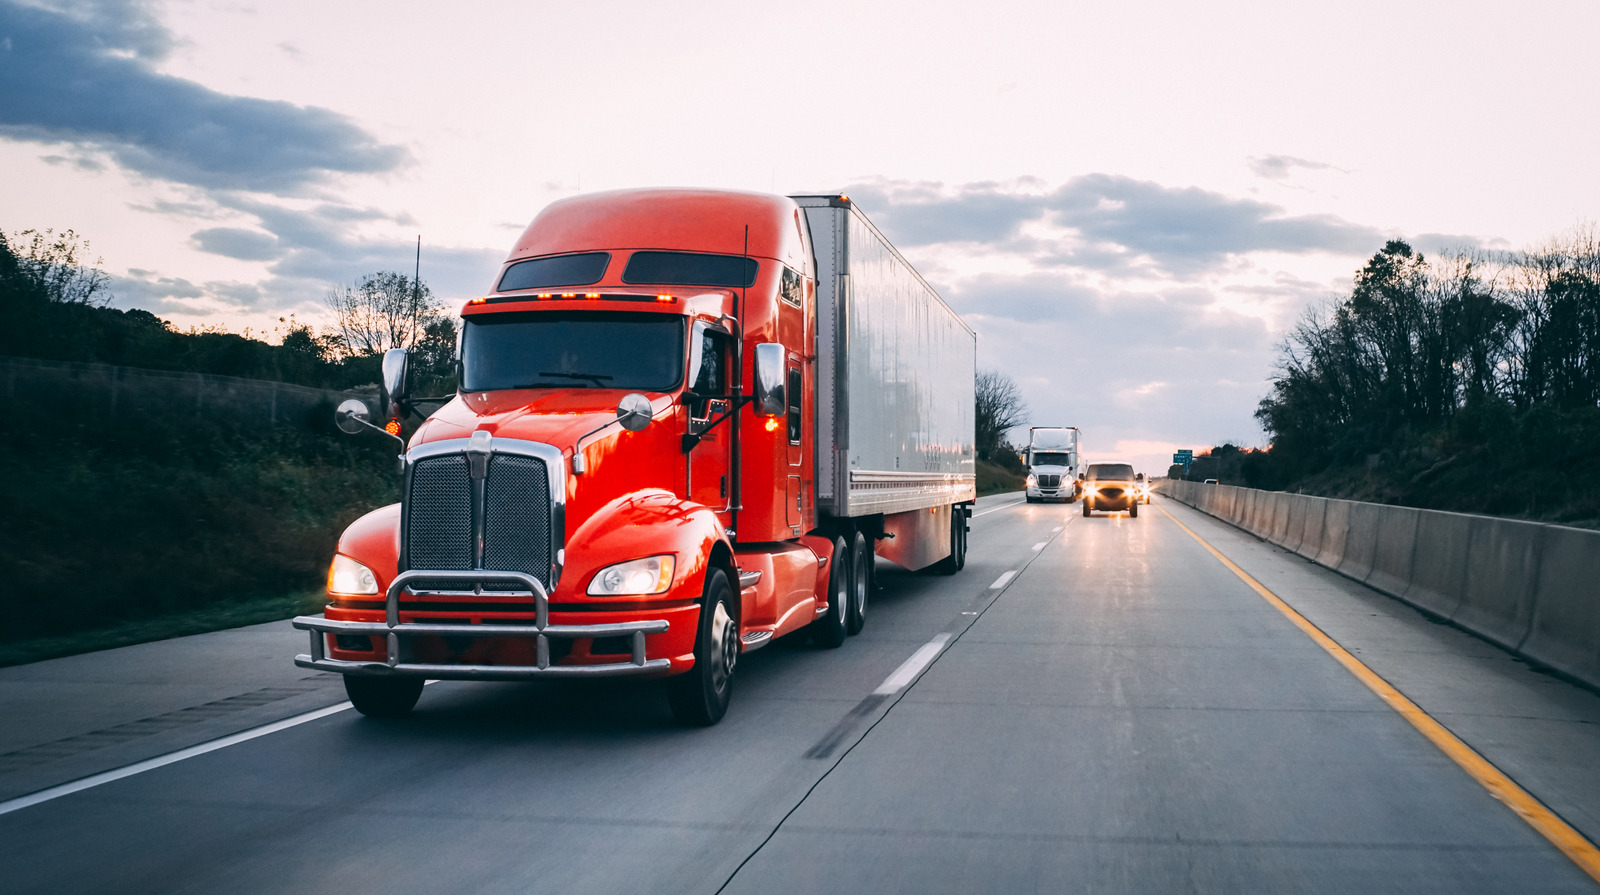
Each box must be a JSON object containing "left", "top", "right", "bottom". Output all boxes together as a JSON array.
[
  {"left": 344, "top": 676, "right": 424, "bottom": 718},
  {"left": 669, "top": 568, "right": 737, "bottom": 725},
  {"left": 810, "top": 535, "right": 850, "bottom": 648},
  {"left": 846, "top": 529, "right": 871, "bottom": 635}
]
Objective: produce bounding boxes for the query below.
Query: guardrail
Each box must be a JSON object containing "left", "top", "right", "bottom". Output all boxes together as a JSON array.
[{"left": 1160, "top": 480, "right": 1600, "bottom": 690}]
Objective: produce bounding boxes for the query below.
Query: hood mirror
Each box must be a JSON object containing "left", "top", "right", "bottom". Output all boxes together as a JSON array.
[
  {"left": 616, "top": 393, "right": 653, "bottom": 432},
  {"left": 335, "top": 399, "right": 372, "bottom": 435}
]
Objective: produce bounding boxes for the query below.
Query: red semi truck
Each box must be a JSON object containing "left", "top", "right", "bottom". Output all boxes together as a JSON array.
[{"left": 294, "top": 189, "right": 976, "bottom": 724}]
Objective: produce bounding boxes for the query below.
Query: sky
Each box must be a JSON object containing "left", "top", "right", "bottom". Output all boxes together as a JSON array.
[{"left": 3, "top": 0, "right": 1598, "bottom": 474}]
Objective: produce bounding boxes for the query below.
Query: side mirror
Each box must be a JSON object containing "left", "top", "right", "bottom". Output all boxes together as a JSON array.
[
  {"left": 752, "top": 342, "right": 785, "bottom": 417},
  {"left": 616, "top": 393, "right": 653, "bottom": 432},
  {"left": 381, "top": 348, "right": 410, "bottom": 420},
  {"left": 335, "top": 398, "right": 372, "bottom": 435}
]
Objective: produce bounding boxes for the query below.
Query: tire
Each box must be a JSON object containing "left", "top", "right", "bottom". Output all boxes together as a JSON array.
[
  {"left": 1082, "top": 499, "right": 1092, "bottom": 517},
  {"left": 846, "top": 529, "right": 872, "bottom": 634},
  {"left": 1025, "top": 496, "right": 1038, "bottom": 503},
  {"left": 668, "top": 568, "right": 738, "bottom": 725},
  {"left": 344, "top": 675, "right": 424, "bottom": 718},
  {"left": 809, "top": 536, "right": 850, "bottom": 648},
  {"left": 932, "top": 505, "right": 967, "bottom": 575},
  {"left": 1129, "top": 502, "right": 1138, "bottom": 518}
]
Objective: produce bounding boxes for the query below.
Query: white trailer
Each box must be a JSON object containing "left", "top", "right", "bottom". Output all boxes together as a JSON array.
[
  {"left": 793, "top": 194, "right": 976, "bottom": 571},
  {"left": 1025, "top": 426, "right": 1080, "bottom": 503}
]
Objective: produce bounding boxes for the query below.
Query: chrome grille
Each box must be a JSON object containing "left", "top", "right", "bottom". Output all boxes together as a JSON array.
[
  {"left": 405, "top": 455, "right": 473, "bottom": 571},
  {"left": 402, "top": 448, "right": 556, "bottom": 592},
  {"left": 484, "top": 454, "right": 551, "bottom": 585}
]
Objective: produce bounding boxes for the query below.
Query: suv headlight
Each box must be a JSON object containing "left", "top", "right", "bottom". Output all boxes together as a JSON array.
[
  {"left": 328, "top": 554, "right": 379, "bottom": 595},
  {"left": 588, "top": 555, "right": 675, "bottom": 596}
]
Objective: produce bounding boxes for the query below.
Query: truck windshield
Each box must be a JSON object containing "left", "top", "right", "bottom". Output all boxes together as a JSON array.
[
  {"left": 1087, "top": 464, "right": 1135, "bottom": 480},
  {"left": 461, "top": 312, "right": 686, "bottom": 392},
  {"left": 1031, "top": 452, "right": 1071, "bottom": 466}
]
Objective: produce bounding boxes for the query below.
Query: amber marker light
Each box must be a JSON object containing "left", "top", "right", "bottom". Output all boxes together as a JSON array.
[
  {"left": 764, "top": 418, "right": 781, "bottom": 432},
  {"left": 469, "top": 297, "right": 487, "bottom": 305},
  {"left": 384, "top": 420, "right": 402, "bottom": 436},
  {"left": 561, "top": 293, "right": 576, "bottom": 298},
  {"left": 585, "top": 292, "right": 601, "bottom": 298},
  {"left": 656, "top": 294, "right": 676, "bottom": 302}
]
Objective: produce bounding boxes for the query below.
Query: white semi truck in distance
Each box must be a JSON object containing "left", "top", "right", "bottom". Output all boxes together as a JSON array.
[{"left": 1024, "top": 426, "right": 1080, "bottom": 503}]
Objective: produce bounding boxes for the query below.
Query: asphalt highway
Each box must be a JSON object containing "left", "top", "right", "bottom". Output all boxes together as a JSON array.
[{"left": 3, "top": 494, "right": 1599, "bottom": 894}]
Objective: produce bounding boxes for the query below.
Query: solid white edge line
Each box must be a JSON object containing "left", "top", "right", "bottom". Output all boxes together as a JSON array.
[
  {"left": 0, "top": 701, "right": 354, "bottom": 817},
  {"left": 973, "top": 498, "right": 1025, "bottom": 518},
  {"left": 873, "top": 634, "right": 953, "bottom": 696},
  {"left": 989, "top": 571, "right": 1016, "bottom": 589}
]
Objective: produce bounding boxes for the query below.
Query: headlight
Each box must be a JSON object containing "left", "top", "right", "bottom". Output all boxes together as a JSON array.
[
  {"left": 327, "top": 554, "right": 379, "bottom": 595},
  {"left": 587, "top": 555, "right": 675, "bottom": 596},
  {"left": 1026, "top": 474, "right": 1037, "bottom": 486}
]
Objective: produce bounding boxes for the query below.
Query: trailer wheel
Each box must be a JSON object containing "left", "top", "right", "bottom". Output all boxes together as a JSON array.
[
  {"left": 669, "top": 568, "right": 737, "bottom": 725},
  {"left": 344, "top": 676, "right": 424, "bottom": 718},
  {"left": 846, "top": 529, "right": 871, "bottom": 634},
  {"left": 810, "top": 535, "right": 850, "bottom": 648},
  {"left": 933, "top": 506, "right": 967, "bottom": 575}
]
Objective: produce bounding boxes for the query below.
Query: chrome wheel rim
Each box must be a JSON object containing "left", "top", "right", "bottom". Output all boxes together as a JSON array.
[{"left": 710, "top": 599, "right": 736, "bottom": 692}]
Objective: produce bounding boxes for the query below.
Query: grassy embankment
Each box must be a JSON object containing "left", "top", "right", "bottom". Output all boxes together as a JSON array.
[
  {"left": 977, "top": 459, "right": 1025, "bottom": 496},
  {"left": 0, "top": 402, "right": 399, "bottom": 667}
]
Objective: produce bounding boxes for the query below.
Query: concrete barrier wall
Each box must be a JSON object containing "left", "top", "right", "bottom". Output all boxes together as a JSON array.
[{"left": 1158, "top": 479, "right": 1600, "bottom": 690}]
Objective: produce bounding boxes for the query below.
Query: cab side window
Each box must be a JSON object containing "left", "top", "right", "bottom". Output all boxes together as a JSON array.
[
  {"left": 787, "top": 367, "right": 802, "bottom": 443},
  {"left": 689, "top": 327, "right": 727, "bottom": 422}
]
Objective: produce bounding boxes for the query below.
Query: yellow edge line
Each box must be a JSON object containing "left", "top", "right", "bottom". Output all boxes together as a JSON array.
[{"left": 1157, "top": 502, "right": 1600, "bottom": 884}]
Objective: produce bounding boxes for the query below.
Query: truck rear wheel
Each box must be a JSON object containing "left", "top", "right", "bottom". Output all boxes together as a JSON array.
[
  {"left": 810, "top": 535, "right": 850, "bottom": 648},
  {"left": 669, "top": 568, "right": 737, "bottom": 726},
  {"left": 933, "top": 506, "right": 967, "bottom": 575},
  {"left": 344, "top": 676, "right": 424, "bottom": 718},
  {"left": 846, "top": 529, "right": 871, "bottom": 634}
]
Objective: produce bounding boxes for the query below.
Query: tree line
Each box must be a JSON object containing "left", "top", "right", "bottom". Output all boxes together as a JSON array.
[
  {"left": 0, "top": 228, "right": 455, "bottom": 391},
  {"left": 1247, "top": 227, "right": 1600, "bottom": 522}
]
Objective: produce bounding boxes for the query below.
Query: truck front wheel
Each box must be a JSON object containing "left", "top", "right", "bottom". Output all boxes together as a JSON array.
[
  {"left": 669, "top": 568, "right": 737, "bottom": 726},
  {"left": 344, "top": 676, "right": 424, "bottom": 718},
  {"left": 1082, "top": 500, "right": 1092, "bottom": 517}
]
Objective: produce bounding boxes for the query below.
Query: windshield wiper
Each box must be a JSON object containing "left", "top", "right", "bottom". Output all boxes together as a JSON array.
[{"left": 536, "top": 371, "right": 615, "bottom": 387}]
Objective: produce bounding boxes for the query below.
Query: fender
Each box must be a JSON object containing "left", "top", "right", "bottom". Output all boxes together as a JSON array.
[
  {"left": 334, "top": 503, "right": 400, "bottom": 593},
  {"left": 560, "top": 488, "right": 730, "bottom": 605}
]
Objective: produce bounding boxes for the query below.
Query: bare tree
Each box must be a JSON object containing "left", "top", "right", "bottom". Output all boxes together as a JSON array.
[
  {"left": 975, "top": 369, "right": 1028, "bottom": 461},
  {"left": 6, "top": 228, "right": 112, "bottom": 306},
  {"left": 323, "top": 271, "right": 440, "bottom": 357}
]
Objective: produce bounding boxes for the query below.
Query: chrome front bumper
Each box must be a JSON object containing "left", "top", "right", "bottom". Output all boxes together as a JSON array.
[{"left": 293, "top": 569, "right": 673, "bottom": 679}]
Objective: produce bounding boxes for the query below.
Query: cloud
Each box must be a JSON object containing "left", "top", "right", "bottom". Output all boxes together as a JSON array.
[
  {"left": 0, "top": 0, "right": 405, "bottom": 191},
  {"left": 1248, "top": 154, "right": 1344, "bottom": 180},
  {"left": 190, "top": 227, "right": 281, "bottom": 261},
  {"left": 848, "top": 175, "right": 1386, "bottom": 276}
]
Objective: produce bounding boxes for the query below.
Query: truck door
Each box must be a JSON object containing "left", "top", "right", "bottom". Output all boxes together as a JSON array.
[{"left": 687, "top": 323, "right": 731, "bottom": 516}]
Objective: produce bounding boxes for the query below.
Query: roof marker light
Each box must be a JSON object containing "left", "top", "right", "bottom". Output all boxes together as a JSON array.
[
  {"left": 536, "top": 293, "right": 551, "bottom": 299},
  {"left": 585, "top": 292, "right": 601, "bottom": 298},
  {"left": 561, "top": 293, "right": 575, "bottom": 298},
  {"left": 656, "top": 294, "right": 674, "bottom": 302},
  {"left": 469, "top": 297, "right": 487, "bottom": 305}
]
